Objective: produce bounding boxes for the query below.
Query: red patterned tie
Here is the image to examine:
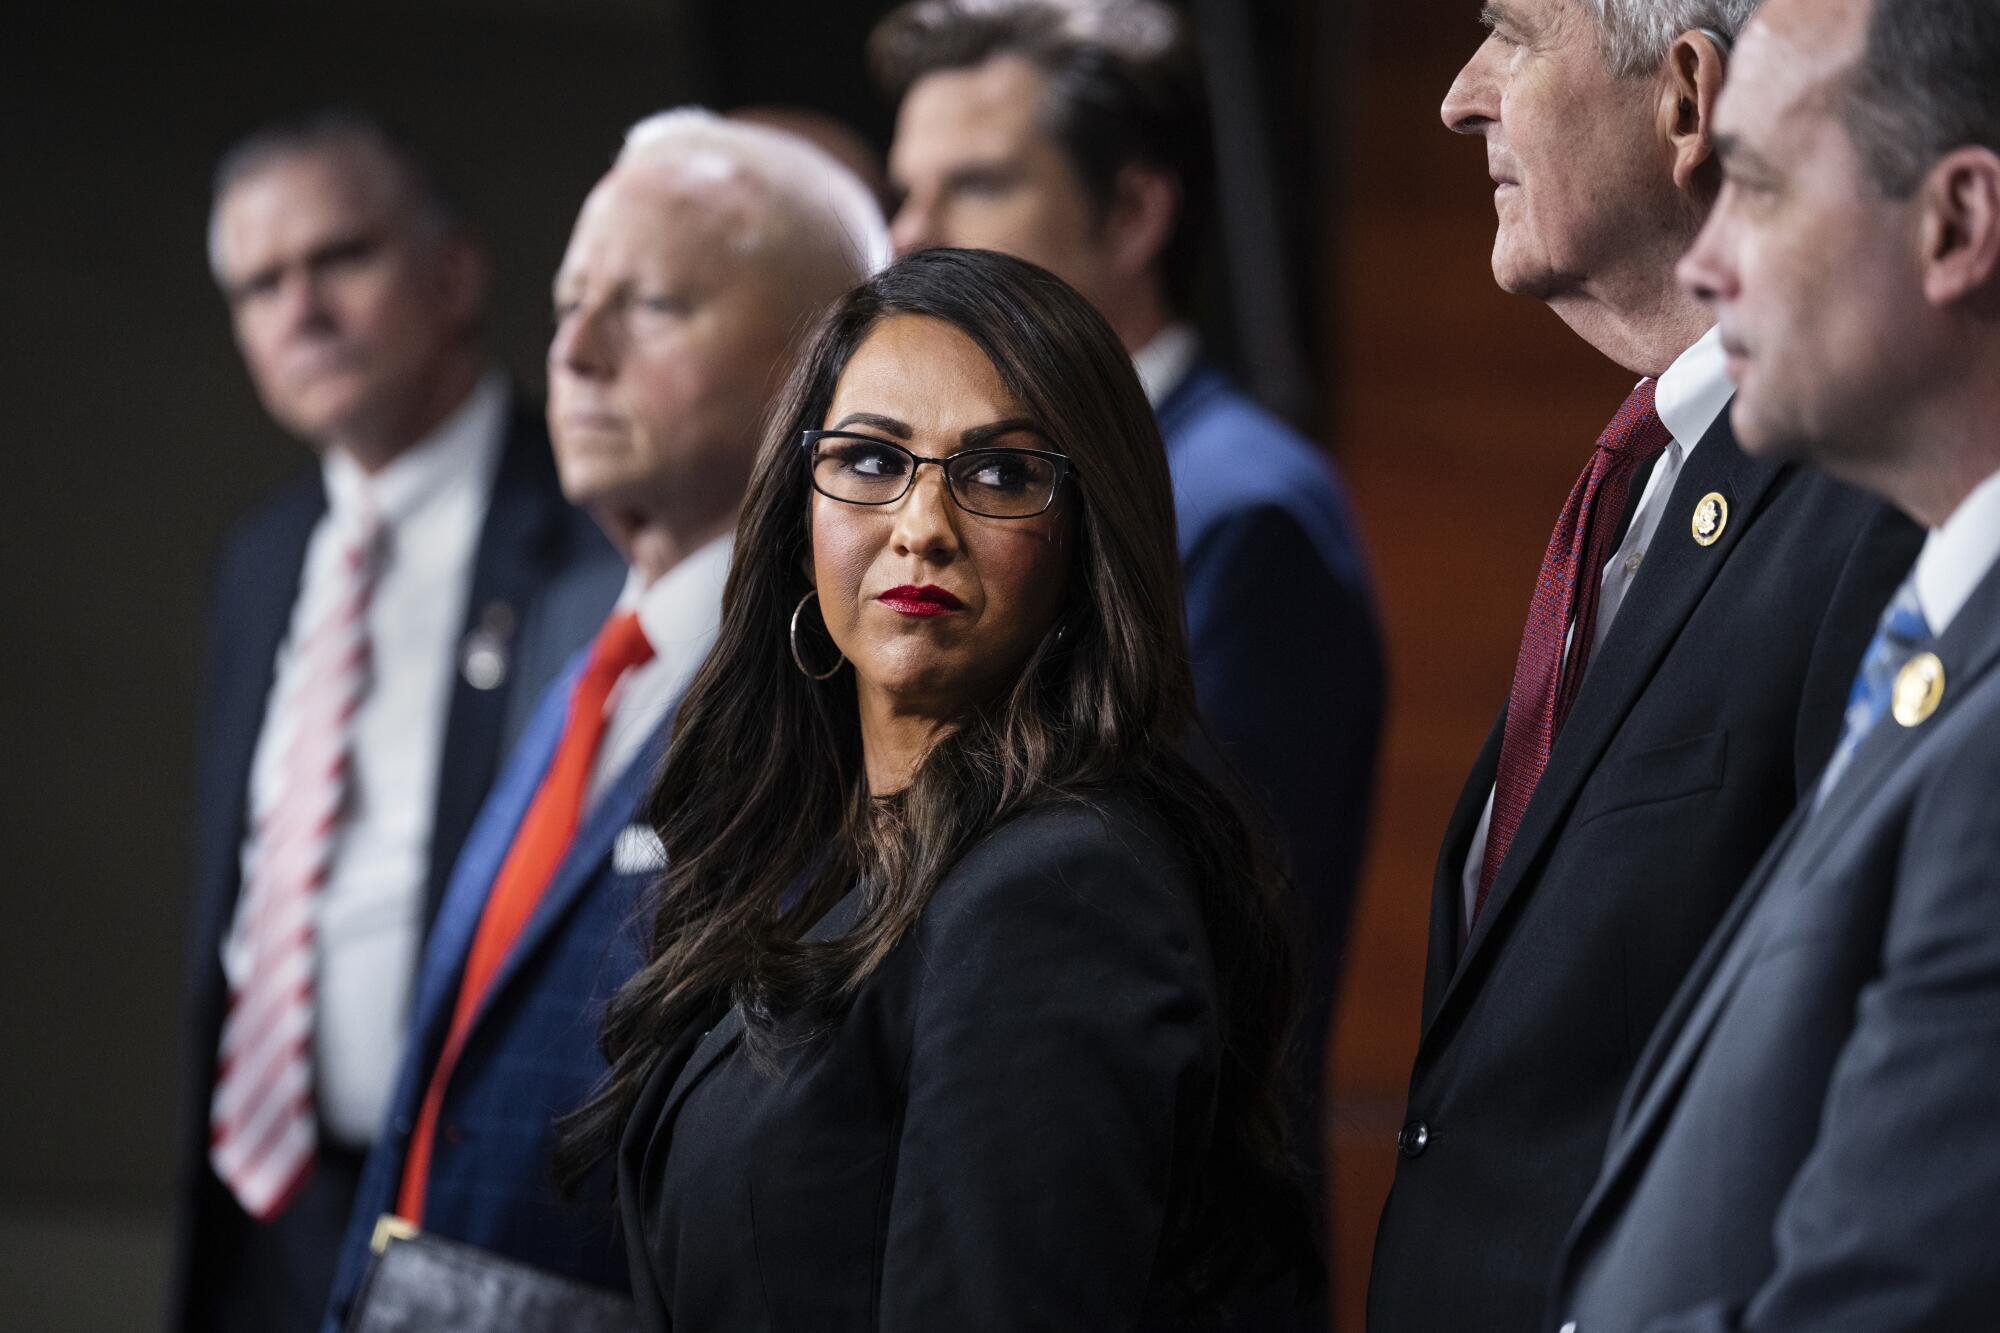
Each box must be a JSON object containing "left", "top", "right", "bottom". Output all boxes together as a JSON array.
[
  {"left": 1475, "top": 380, "right": 1673, "bottom": 920},
  {"left": 211, "top": 509, "right": 385, "bottom": 1220}
]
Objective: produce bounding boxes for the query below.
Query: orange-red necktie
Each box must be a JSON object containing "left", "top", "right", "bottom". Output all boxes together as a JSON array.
[{"left": 397, "top": 610, "right": 654, "bottom": 1222}]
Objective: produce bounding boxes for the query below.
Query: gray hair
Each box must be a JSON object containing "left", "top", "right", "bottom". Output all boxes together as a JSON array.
[
  {"left": 615, "top": 108, "right": 891, "bottom": 287},
  {"left": 1841, "top": 0, "right": 2000, "bottom": 198},
  {"left": 1585, "top": 0, "right": 1759, "bottom": 77},
  {"left": 207, "top": 110, "right": 458, "bottom": 282}
]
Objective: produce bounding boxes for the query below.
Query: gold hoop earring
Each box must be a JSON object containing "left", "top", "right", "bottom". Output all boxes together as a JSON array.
[{"left": 790, "top": 590, "right": 846, "bottom": 681}]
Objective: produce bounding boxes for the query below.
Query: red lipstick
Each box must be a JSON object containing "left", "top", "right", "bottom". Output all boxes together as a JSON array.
[{"left": 878, "top": 585, "right": 963, "bottom": 618}]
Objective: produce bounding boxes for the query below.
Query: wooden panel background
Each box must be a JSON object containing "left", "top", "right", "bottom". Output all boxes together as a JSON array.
[{"left": 1317, "top": 7, "right": 1636, "bottom": 1327}]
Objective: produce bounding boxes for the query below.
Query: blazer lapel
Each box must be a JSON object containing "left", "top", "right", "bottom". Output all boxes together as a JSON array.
[
  {"left": 1448, "top": 412, "right": 1785, "bottom": 984},
  {"left": 1576, "top": 555, "right": 2000, "bottom": 1253},
  {"left": 424, "top": 400, "right": 567, "bottom": 926},
  {"left": 406, "top": 651, "right": 587, "bottom": 1055},
  {"left": 195, "top": 480, "right": 326, "bottom": 977},
  {"left": 1584, "top": 808, "right": 1804, "bottom": 1212},
  {"left": 653, "top": 885, "right": 870, "bottom": 1127},
  {"left": 1559, "top": 828, "right": 1789, "bottom": 1275},
  {"left": 1786, "top": 556, "right": 2000, "bottom": 885},
  {"left": 466, "top": 703, "right": 680, "bottom": 1036}
]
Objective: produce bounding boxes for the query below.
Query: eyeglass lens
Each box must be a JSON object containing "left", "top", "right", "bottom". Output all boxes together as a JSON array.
[{"left": 811, "top": 436, "right": 1060, "bottom": 518}]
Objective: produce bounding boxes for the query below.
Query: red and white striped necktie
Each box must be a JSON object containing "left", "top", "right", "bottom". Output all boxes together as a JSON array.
[{"left": 211, "top": 508, "right": 385, "bottom": 1220}]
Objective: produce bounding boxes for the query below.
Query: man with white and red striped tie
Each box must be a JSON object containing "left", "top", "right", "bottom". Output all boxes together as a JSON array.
[
  {"left": 1365, "top": 4, "right": 1925, "bottom": 1330},
  {"left": 318, "top": 109, "right": 890, "bottom": 1331},
  {"left": 179, "top": 112, "right": 619, "bottom": 1333}
]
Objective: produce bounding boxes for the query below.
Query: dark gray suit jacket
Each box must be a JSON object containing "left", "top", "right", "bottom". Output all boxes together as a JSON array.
[{"left": 1550, "top": 554, "right": 2000, "bottom": 1333}]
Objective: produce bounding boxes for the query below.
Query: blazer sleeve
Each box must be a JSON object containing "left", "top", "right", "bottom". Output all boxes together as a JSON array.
[
  {"left": 877, "top": 806, "right": 1218, "bottom": 1331},
  {"left": 1641, "top": 728, "right": 2000, "bottom": 1333}
]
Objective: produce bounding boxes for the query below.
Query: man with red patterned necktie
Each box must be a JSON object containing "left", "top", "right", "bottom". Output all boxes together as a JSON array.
[
  {"left": 1366, "top": 2, "right": 1922, "bottom": 1329},
  {"left": 179, "top": 111, "right": 617, "bottom": 1333},
  {"left": 315, "top": 109, "right": 889, "bottom": 1332}
]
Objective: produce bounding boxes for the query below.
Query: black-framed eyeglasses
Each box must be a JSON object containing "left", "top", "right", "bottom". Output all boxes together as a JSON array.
[{"left": 801, "top": 430, "right": 1077, "bottom": 519}]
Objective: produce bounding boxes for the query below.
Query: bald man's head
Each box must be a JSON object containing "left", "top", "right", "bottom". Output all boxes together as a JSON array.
[{"left": 546, "top": 110, "right": 889, "bottom": 536}]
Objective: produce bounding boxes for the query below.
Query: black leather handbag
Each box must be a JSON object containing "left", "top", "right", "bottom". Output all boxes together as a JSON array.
[{"left": 346, "top": 1215, "right": 642, "bottom": 1333}]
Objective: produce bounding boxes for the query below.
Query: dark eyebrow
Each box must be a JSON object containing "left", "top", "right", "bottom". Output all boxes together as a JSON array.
[
  {"left": 1480, "top": 2, "right": 1525, "bottom": 32},
  {"left": 961, "top": 418, "right": 1047, "bottom": 449},
  {"left": 831, "top": 412, "right": 912, "bottom": 438}
]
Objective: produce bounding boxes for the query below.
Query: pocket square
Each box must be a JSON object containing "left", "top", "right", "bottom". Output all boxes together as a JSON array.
[{"left": 612, "top": 824, "right": 667, "bottom": 876}]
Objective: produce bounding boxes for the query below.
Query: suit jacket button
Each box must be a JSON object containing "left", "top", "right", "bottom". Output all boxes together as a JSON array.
[{"left": 1397, "top": 1119, "right": 1430, "bottom": 1157}]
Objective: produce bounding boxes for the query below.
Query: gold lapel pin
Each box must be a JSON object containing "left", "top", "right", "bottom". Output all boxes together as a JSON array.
[
  {"left": 1691, "top": 492, "right": 1729, "bottom": 546},
  {"left": 1892, "top": 652, "right": 1945, "bottom": 727}
]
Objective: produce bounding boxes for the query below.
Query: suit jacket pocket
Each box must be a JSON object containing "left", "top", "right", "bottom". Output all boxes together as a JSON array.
[{"left": 1573, "top": 729, "right": 1728, "bottom": 828}]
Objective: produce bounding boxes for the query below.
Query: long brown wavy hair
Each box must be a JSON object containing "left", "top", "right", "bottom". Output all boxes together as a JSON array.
[{"left": 563, "top": 247, "right": 1312, "bottom": 1308}]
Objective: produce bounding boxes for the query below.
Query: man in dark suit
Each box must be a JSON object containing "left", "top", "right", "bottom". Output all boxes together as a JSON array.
[
  {"left": 318, "top": 111, "right": 889, "bottom": 1329},
  {"left": 175, "top": 112, "right": 616, "bottom": 1332},
  {"left": 1367, "top": 3, "right": 1924, "bottom": 1328},
  {"left": 870, "top": 1, "right": 1384, "bottom": 1237},
  {"left": 1552, "top": 0, "right": 2000, "bottom": 1325}
]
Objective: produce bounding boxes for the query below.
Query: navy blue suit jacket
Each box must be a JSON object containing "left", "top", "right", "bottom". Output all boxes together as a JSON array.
[
  {"left": 1158, "top": 362, "right": 1384, "bottom": 1152},
  {"left": 322, "top": 634, "right": 670, "bottom": 1329},
  {"left": 173, "top": 399, "right": 618, "bottom": 1333}
]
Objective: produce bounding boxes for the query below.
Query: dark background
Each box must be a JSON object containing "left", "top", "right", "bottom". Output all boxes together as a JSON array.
[{"left": 2, "top": 2, "right": 1629, "bottom": 1327}]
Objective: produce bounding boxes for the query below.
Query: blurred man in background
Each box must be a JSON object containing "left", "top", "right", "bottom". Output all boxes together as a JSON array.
[
  {"left": 176, "top": 111, "right": 613, "bottom": 1332},
  {"left": 871, "top": 3, "right": 1385, "bottom": 1259},
  {"left": 320, "top": 110, "right": 888, "bottom": 1328},
  {"left": 1555, "top": 0, "right": 2000, "bottom": 1323},
  {"left": 1368, "top": 2, "right": 1920, "bottom": 1327}
]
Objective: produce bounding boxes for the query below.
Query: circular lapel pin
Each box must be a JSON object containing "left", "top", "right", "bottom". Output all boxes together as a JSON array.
[
  {"left": 1892, "top": 651, "right": 1945, "bottom": 727},
  {"left": 1691, "top": 492, "right": 1729, "bottom": 546},
  {"left": 460, "top": 601, "right": 517, "bottom": 692}
]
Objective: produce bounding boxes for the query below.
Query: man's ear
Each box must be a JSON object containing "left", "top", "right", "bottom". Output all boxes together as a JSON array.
[
  {"left": 1102, "top": 163, "right": 1180, "bottom": 280},
  {"left": 1919, "top": 147, "right": 2000, "bottom": 307},
  {"left": 1661, "top": 28, "right": 1729, "bottom": 192}
]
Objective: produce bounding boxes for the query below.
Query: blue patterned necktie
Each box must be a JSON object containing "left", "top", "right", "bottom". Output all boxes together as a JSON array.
[{"left": 1814, "top": 577, "right": 1931, "bottom": 808}]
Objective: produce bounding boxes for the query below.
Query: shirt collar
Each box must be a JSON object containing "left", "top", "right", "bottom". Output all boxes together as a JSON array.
[
  {"left": 1912, "top": 466, "right": 2000, "bottom": 637},
  {"left": 1653, "top": 325, "right": 1732, "bottom": 453},
  {"left": 1132, "top": 322, "right": 1200, "bottom": 409},
  {"left": 321, "top": 369, "right": 508, "bottom": 529},
  {"left": 617, "top": 533, "right": 734, "bottom": 670}
]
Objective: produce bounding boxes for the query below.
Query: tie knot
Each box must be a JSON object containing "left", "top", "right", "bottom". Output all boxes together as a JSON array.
[
  {"left": 590, "top": 610, "right": 656, "bottom": 679},
  {"left": 1879, "top": 579, "right": 1931, "bottom": 649},
  {"left": 1597, "top": 377, "right": 1674, "bottom": 463},
  {"left": 340, "top": 508, "right": 389, "bottom": 578}
]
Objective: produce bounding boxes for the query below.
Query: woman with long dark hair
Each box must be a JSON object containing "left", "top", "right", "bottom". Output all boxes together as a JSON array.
[{"left": 563, "top": 247, "right": 1312, "bottom": 1328}]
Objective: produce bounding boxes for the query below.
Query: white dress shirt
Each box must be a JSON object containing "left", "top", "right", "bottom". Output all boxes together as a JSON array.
[
  {"left": 1910, "top": 466, "right": 2000, "bottom": 637},
  {"left": 1459, "top": 329, "right": 1734, "bottom": 936},
  {"left": 586, "top": 535, "right": 733, "bottom": 810},
  {"left": 234, "top": 370, "right": 508, "bottom": 1148}
]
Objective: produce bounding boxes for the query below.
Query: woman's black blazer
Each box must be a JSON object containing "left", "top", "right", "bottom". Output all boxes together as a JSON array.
[{"left": 615, "top": 792, "right": 1223, "bottom": 1331}]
